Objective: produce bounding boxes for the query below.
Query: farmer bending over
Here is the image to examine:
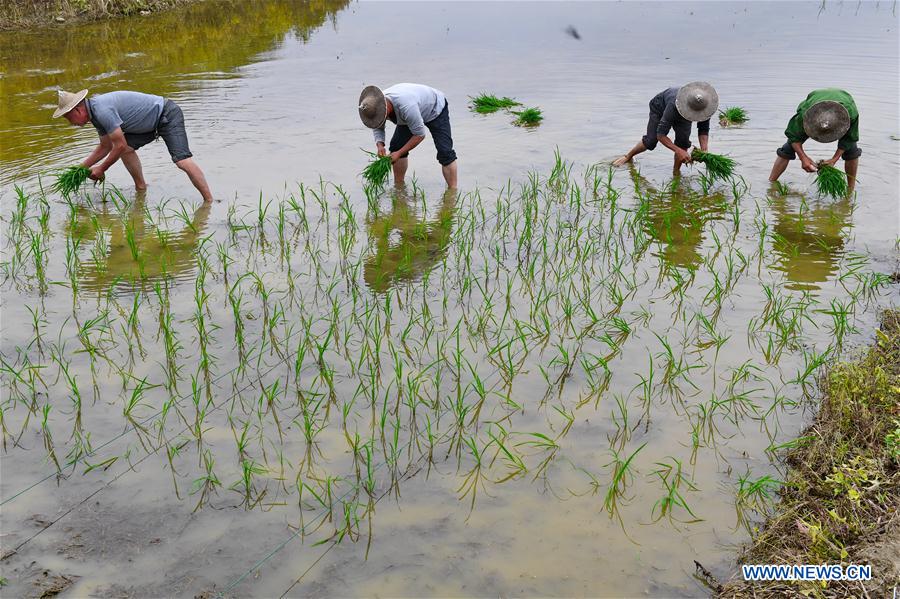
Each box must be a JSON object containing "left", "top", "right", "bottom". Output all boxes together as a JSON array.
[
  {"left": 358, "top": 83, "right": 458, "bottom": 188},
  {"left": 768, "top": 89, "right": 860, "bottom": 195},
  {"left": 613, "top": 82, "right": 719, "bottom": 177},
  {"left": 53, "top": 89, "right": 213, "bottom": 203}
]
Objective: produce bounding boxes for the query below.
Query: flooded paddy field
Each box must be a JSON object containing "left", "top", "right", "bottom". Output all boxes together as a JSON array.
[{"left": 1, "top": 1, "right": 898, "bottom": 597}]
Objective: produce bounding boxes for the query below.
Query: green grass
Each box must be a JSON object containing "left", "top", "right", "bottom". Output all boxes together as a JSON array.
[
  {"left": 512, "top": 107, "right": 543, "bottom": 127},
  {"left": 51, "top": 165, "right": 91, "bottom": 197},
  {"left": 469, "top": 93, "right": 521, "bottom": 114},
  {"left": 718, "top": 106, "right": 748, "bottom": 126},
  {"left": 361, "top": 152, "right": 392, "bottom": 187},
  {"left": 815, "top": 163, "right": 848, "bottom": 199},
  {"left": 691, "top": 149, "right": 735, "bottom": 181}
]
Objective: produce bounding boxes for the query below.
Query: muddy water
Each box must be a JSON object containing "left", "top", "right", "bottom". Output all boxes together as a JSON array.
[{"left": 1, "top": 1, "right": 899, "bottom": 598}]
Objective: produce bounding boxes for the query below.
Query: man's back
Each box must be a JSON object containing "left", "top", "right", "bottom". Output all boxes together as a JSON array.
[{"left": 88, "top": 91, "right": 165, "bottom": 136}]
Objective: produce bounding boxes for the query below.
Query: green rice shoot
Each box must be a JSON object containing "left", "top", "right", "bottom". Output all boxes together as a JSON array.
[
  {"left": 51, "top": 165, "right": 91, "bottom": 196},
  {"left": 815, "top": 162, "right": 848, "bottom": 199},
  {"left": 691, "top": 149, "right": 735, "bottom": 181},
  {"left": 361, "top": 151, "right": 392, "bottom": 187},
  {"left": 512, "top": 107, "right": 543, "bottom": 127},
  {"left": 718, "top": 106, "right": 749, "bottom": 126},
  {"left": 469, "top": 93, "right": 521, "bottom": 114}
]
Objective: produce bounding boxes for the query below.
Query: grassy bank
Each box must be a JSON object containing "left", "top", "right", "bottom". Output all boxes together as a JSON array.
[
  {"left": 0, "top": 0, "right": 190, "bottom": 29},
  {"left": 720, "top": 309, "right": 900, "bottom": 597}
]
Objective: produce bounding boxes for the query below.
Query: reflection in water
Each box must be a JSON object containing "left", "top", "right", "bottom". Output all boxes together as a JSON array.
[
  {"left": 0, "top": 0, "right": 349, "bottom": 181},
  {"left": 69, "top": 191, "right": 210, "bottom": 292},
  {"left": 629, "top": 166, "right": 727, "bottom": 271},
  {"left": 768, "top": 186, "right": 853, "bottom": 291},
  {"left": 364, "top": 187, "right": 458, "bottom": 292}
]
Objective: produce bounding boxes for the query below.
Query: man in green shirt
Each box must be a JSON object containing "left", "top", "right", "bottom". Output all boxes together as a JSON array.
[{"left": 768, "top": 89, "right": 860, "bottom": 194}]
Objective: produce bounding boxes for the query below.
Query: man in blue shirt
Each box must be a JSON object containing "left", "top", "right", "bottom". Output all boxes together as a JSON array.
[{"left": 53, "top": 89, "right": 213, "bottom": 203}]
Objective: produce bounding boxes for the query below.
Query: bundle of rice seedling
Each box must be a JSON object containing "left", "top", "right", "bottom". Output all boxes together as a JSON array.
[
  {"left": 815, "top": 162, "right": 848, "bottom": 199},
  {"left": 691, "top": 149, "right": 735, "bottom": 181},
  {"left": 469, "top": 93, "right": 521, "bottom": 114},
  {"left": 361, "top": 151, "right": 392, "bottom": 187},
  {"left": 51, "top": 165, "right": 91, "bottom": 196},
  {"left": 512, "top": 107, "right": 543, "bottom": 127},
  {"left": 718, "top": 106, "right": 748, "bottom": 126}
]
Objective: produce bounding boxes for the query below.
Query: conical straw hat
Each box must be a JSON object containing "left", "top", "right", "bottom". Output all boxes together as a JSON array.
[
  {"left": 675, "top": 82, "right": 718, "bottom": 122},
  {"left": 358, "top": 85, "right": 386, "bottom": 129},
  {"left": 803, "top": 100, "right": 850, "bottom": 143},
  {"left": 52, "top": 89, "right": 88, "bottom": 118}
]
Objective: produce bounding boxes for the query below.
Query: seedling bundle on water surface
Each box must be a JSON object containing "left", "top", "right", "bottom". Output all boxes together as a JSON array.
[
  {"left": 815, "top": 162, "right": 848, "bottom": 199},
  {"left": 361, "top": 151, "right": 392, "bottom": 187},
  {"left": 51, "top": 165, "right": 91, "bottom": 196},
  {"left": 512, "top": 107, "right": 543, "bottom": 127},
  {"left": 468, "top": 93, "right": 521, "bottom": 114},
  {"left": 691, "top": 149, "right": 735, "bottom": 181},
  {"left": 718, "top": 106, "right": 748, "bottom": 127}
]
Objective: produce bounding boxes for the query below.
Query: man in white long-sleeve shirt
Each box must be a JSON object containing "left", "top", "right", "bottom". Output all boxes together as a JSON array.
[{"left": 358, "top": 83, "right": 458, "bottom": 188}]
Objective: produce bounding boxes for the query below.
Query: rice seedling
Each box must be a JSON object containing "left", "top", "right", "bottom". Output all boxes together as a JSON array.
[
  {"left": 361, "top": 151, "right": 392, "bottom": 187},
  {"left": 690, "top": 149, "right": 735, "bottom": 182},
  {"left": 512, "top": 107, "right": 543, "bottom": 127},
  {"left": 51, "top": 165, "right": 91, "bottom": 197},
  {"left": 815, "top": 162, "right": 848, "bottom": 199},
  {"left": 718, "top": 106, "right": 748, "bottom": 127},
  {"left": 468, "top": 93, "right": 521, "bottom": 114}
]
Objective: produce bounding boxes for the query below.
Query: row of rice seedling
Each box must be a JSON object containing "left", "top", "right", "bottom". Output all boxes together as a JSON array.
[{"left": 0, "top": 159, "right": 888, "bottom": 594}]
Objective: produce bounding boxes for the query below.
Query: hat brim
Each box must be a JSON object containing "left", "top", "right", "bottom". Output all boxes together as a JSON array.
[
  {"left": 675, "top": 82, "right": 719, "bottom": 122},
  {"left": 53, "top": 89, "right": 88, "bottom": 118},
  {"left": 802, "top": 101, "right": 850, "bottom": 143},
  {"left": 359, "top": 85, "right": 387, "bottom": 129}
]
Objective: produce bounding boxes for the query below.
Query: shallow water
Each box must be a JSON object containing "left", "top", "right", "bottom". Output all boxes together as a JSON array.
[{"left": 1, "top": 1, "right": 899, "bottom": 597}]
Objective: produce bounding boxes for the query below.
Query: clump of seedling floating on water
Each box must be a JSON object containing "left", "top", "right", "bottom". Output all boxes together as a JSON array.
[
  {"left": 51, "top": 165, "right": 91, "bottom": 197},
  {"left": 468, "top": 93, "right": 521, "bottom": 114},
  {"left": 815, "top": 162, "right": 848, "bottom": 199},
  {"left": 361, "top": 150, "right": 392, "bottom": 187},
  {"left": 691, "top": 149, "right": 735, "bottom": 181},
  {"left": 512, "top": 107, "right": 543, "bottom": 127},
  {"left": 718, "top": 106, "right": 748, "bottom": 127}
]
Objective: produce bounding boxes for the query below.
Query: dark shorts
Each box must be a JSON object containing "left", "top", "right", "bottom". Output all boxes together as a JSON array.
[
  {"left": 641, "top": 111, "right": 691, "bottom": 151},
  {"left": 777, "top": 140, "right": 861, "bottom": 161},
  {"left": 389, "top": 101, "right": 457, "bottom": 166},
  {"left": 124, "top": 99, "right": 193, "bottom": 163}
]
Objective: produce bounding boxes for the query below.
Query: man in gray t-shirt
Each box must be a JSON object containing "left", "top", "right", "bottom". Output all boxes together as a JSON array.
[
  {"left": 358, "top": 83, "right": 458, "bottom": 188},
  {"left": 612, "top": 82, "right": 719, "bottom": 178},
  {"left": 53, "top": 89, "right": 213, "bottom": 203}
]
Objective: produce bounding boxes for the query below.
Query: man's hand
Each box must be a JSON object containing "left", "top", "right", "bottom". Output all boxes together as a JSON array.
[
  {"left": 675, "top": 148, "right": 692, "bottom": 165},
  {"left": 800, "top": 157, "right": 818, "bottom": 173},
  {"left": 376, "top": 143, "right": 387, "bottom": 157},
  {"left": 89, "top": 165, "right": 105, "bottom": 181},
  {"left": 822, "top": 157, "right": 839, "bottom": 167},
  {"left": 389, "top": 152, "right": 400, "bottom": 164}
]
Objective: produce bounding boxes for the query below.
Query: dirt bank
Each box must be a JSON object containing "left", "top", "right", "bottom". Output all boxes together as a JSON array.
[
  {"left": 0, "top": 0, "right": 193, "bottom": 30},
  {"left": 719, "top": 310, "right": 900, "bottom": 597}
]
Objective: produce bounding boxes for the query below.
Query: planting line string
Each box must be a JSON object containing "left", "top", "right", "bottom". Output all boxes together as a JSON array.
[
  {"left": 1, "top": 320, "right": 309, "bottom": 507},
  {"left": 220, "top": 360, "right": 506, "bottom": 596},
  {"left": 218, "top": 459, "right": 393, "bottom": 597},
  {"left": 5, "top": 441, "right": 157, "bottom": 558},
  {"left": 4, "top": 334, "right": 315, "bottom": 555}
]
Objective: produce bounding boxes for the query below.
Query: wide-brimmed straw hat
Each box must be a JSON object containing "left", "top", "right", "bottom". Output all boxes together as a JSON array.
[
  {"left": 675, "top": 82, "right": 718, "bottom": 122},
  {"left": 358, "top": 85, "right": 387, "bottom": 129},
  {"left": 52, "top": 89, "right": 88, "bottom": 118},
  {"left": 802, "top": 100, "right": 850, "bottom": 143}
]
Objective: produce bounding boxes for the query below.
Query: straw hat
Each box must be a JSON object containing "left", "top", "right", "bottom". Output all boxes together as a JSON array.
[
  {"left": 675, "top": 82, "right": 718, "bottom": 122},
  {"left": 52, "top": 89, "right": 88, "bottom": 118},
  {"left": 358, "top": 85, "right": 387, "bottom": 129},
  {"left": 802, "top": 100, "right": 850, "bottom": 143}
]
